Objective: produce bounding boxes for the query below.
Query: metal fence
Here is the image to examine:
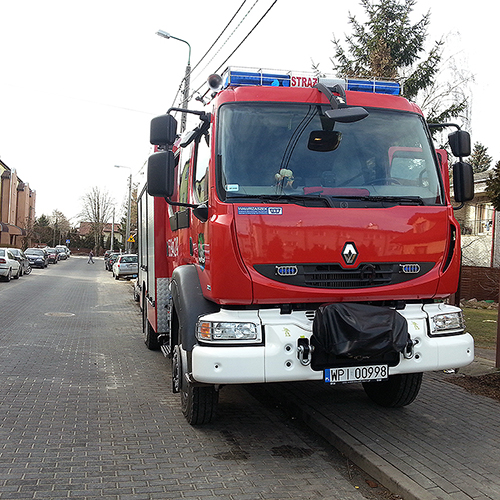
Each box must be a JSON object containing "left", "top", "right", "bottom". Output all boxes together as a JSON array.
[{"left": 456, "top": 218, "right": 493, "bottom": 236}]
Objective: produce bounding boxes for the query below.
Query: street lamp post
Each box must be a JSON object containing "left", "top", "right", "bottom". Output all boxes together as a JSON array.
[
  {"left": 110, "top": 208, "right": 115, "bottom": 252},
  {"left": 156, "top": 29, "right": 191, "bottom": 132},
  {"left": 114, "top": 165, "right": 133, "bottom": 253}
]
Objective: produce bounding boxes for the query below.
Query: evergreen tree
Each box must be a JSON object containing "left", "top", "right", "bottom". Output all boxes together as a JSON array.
[
  {"left": 469, "top": 142, "right": 492, "bottom": 174},
  {"left": 485, "top": 161, "right": 500, "bottom": 211},
  {"left": 34, "top": 214, "right": 53, "bottom": 245},
  {"left": 330, "top": 0, "right": 468, "bottom": 123}
]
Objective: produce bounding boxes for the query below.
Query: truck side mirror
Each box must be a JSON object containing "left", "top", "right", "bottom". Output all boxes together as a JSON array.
[
  {"left": 448, "top": 130, "right": 471, "bottom": 158},
  {"left": 148, "top": 151, "right": 175, "bottom": 198},
  {"left": 150, "top": 114, "right": 178, "bottom": 146},
  {"left": 453, "top": 161, "right": 474, "bottom": 203}
]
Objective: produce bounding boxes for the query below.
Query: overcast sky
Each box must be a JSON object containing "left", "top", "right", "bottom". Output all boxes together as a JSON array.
[{"left": 0, "top": 0, "right": 495, "bottom": 222}]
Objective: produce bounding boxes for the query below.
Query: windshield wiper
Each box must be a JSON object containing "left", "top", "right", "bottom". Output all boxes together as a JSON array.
[
  {"left": 229, "top": 194, "right": 333, "bottom": 207},
  {"left": 228, "top": 193, "right": 424, "bottom": 207},
  {"left": 335, "top": 195, "right": 425, "bottom": 205}
]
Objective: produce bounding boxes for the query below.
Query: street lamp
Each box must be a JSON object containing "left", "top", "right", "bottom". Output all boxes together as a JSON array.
[
  {"left": 156, "top": 29, "right": 191, "bottom": 132},
  {"left": 114, "top": 165, "right": 133, "bottom": 253}
]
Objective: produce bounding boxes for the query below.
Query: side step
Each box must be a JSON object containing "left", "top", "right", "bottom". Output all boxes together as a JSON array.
[{"left": 160, "top": 344, "right": 171, "bottom": 357}]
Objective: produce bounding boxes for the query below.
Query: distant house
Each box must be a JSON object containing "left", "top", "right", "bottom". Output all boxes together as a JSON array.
[
  {"left": 0, "top": 159, "right": 36, "bottom": 248},
  {"left": 78, "top": 221, "right": 122, "bottom": 245},
  {"left": 453, "top": 170, "right": 496, "bottom": 267}
]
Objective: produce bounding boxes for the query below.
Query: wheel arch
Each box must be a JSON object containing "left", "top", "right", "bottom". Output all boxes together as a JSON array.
[{"left": 170, "top": 265, "right": 219, "bottom": 352}]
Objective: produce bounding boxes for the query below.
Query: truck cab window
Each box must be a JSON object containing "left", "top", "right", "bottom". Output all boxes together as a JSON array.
[
  {"left": 178, "top": 143, "right": 193, "bottom": 206},
  {"left": 194, "top": 131, "right": 211, "bottom": 204},
  {"left": 217, "top": 103, "right": 443, "bottom": 206}
]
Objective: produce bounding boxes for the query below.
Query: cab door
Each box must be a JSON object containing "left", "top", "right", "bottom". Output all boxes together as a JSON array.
[
  {"left": 190, "top": 128, "right": 211, "bottom": 271},
  {"left": 169, "top": 142, "right": 194, "bottom": 266}
]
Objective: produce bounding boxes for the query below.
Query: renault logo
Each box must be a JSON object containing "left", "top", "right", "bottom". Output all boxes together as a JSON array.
[{"left": 342, "top": 242, "right": 358, "bottom": 265}]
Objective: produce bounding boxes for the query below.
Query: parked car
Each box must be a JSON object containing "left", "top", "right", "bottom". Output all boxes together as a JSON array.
[
  {"left": 103, "top": 250, "right": 113, "bottom": 268},
  {"left": 0, "top": 248, "right": 21, "bottom": 281},
  {"left": 55, "top": 247, "right": 67, "bottom": 260},
  {"left": 9, "top": 248, "right": 30, "bottom": 275},
  {"left": 112, "top": 254, "right": 138, "bottom": 280},
  {"left": 56, "top": 245, "right": 70, "bottom": 258},
  {"left": 45, "top": 247, "right": 59, "bottom": 264},
  {"left": 106, "top": 252, "right": 121, "bottom": 271},
  {"left": 25, "top": 248, "right": 49, "bottom": 268}
]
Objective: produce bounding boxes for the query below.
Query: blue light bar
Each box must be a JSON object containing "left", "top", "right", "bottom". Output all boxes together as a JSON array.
[
  {"left": 223, "top": 69, "right": 290, "bottom": 89},
  {"left": 346, "top": 79, "right": 400, "bottom": 95},
  {"left": 220, "top": 67, "right": 401, "bottom": 95}
]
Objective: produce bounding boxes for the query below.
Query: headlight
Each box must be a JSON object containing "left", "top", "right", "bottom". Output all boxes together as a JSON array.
[
  {"left": 197, "top": 321, "right": 260, "bottom": 343},
  {"left": 431, "top": 311, "right": 465, "bottom": 335}
]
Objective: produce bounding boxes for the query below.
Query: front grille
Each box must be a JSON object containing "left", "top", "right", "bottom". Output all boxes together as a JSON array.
[
  {"left": 304, "top": 263, "right": 393, "bottom": 288},
  {"left": 254, "top": 262, "right": 434, "bottom": 289}
]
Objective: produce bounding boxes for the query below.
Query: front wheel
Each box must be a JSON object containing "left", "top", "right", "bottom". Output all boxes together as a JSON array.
[
  {"left": 24, "top": 265, "right": 32, "bottom": 275},
  {"left": 173, "top": 345, "right": 218, "bottom": 425},
  {"left": 362, "top": 372, "right": 423, "bottom": 407}
]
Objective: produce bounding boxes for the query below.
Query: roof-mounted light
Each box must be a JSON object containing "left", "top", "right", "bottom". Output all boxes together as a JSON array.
[
  {"left": 346, "top": 79, "right": 400, "bottom": 95},
  {"left": 220, "top": 67, "right": 401, "bottom": 95},
  {"left": 223, "top": 68, "right": 290, "bottom": 88}
]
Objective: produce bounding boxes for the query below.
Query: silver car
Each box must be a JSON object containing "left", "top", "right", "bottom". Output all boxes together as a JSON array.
[
  {"left": 112, "top": 254, "right": 138, "bottom": 280},
  {"left": 0, "top": 248, "right": 21, "bottom": 281}
]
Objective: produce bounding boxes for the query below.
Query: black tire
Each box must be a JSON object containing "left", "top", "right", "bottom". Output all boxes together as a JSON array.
[
  {"left": 13, "top": 267, "right": 20, "bottom": 279},
  {"left": 362, "top": 372, "right": 423, "bottom": 408},
  {"left": 174, "top": 345, "right": 218, "bottom": 425},
  {"left": 4, "top": 269, "right": 11, "bottom": 282},
  {"left": 143, "top": 305, "right": 160, "bottom": 350},
  {"left": 24, "top": 265, "right": 32, "bottom": 275}
]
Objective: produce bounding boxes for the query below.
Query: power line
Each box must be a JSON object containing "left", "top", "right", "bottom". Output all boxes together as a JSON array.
[
  {"left": 191, "top": 0, "right": 249, "bottom": 75},
  {"left": 170, "top": 0, "right": 252, "bottom": 109},
  {"left": 189, "top": 0, "right": 279, "bottom": 101},
  {"left": 189, "top": 0, "right": 261, "bottom": 84}
]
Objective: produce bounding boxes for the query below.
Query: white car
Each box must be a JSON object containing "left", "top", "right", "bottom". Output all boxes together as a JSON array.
[
  {"left": 112, "top": 254, "right": 138, "bottom": 280},
  {"left": 0, "top": 248, "right": 21, "bottom": 281},
  {"left": 56, "top": 245, "right": 71, "bottom": 258}
]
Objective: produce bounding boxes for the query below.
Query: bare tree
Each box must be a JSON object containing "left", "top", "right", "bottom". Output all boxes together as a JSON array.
[
  {"left": 80, "top": 187, "right": 115, "bottom": 255},
  {"left": 50, "top": 209, "right": 70, "bottom": 246}
]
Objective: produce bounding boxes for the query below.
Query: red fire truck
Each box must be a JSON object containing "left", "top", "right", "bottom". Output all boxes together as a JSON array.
[{"left": 138, "top": 67, "right": 475, "bottom": 424}]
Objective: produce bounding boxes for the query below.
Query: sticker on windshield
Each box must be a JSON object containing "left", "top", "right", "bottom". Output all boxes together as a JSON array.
[
  {"left": 225, "top": 184, "right": 240, "bottom": 191},
  {"left": 237, "top": 207, "right": 283, "bottom": 215}
]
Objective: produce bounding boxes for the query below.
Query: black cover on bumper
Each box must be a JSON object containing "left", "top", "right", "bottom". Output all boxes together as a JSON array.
[{"left": 311, "top": 303, "right": 409, "bottom": 371}]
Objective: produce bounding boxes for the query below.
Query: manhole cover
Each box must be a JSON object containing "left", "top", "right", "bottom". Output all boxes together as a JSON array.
[{"left": 44, "top": 312, "right": 76, "bottom": 317}]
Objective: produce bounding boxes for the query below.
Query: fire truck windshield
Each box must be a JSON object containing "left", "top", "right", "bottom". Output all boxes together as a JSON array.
[{"left": 217, "top": 103, "right": 444, "bottom": 206}]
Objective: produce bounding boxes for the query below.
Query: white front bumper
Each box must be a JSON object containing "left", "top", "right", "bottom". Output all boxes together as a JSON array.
[{"left": 191, "top": 304, "right": 474, "bottom": 385}]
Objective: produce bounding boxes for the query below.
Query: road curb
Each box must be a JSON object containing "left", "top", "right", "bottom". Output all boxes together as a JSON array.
[{"left": 263, "top": 383, "right": 439, "bottom": 500}]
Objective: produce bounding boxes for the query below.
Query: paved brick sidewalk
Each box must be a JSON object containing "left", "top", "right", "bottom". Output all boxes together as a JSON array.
[
  {"left": 262, "top": 367, "right": 500, "bottom": 500},
  {"left": 0, "top": 257, "right": 380, "bottom": 500}
]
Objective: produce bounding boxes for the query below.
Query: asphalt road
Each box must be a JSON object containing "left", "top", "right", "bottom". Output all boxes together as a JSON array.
[{"left": 0, "top": 255, "right": 391, "bottom": 500}]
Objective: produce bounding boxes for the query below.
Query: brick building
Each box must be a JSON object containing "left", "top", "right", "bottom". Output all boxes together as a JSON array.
[{"left": 0, "top": 159, "right": 36, "bottom": 248}]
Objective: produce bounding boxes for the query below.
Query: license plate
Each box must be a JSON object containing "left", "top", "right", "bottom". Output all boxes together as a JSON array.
[{"left": 325, "top": 365, "right": 388, "bottom": 384}]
